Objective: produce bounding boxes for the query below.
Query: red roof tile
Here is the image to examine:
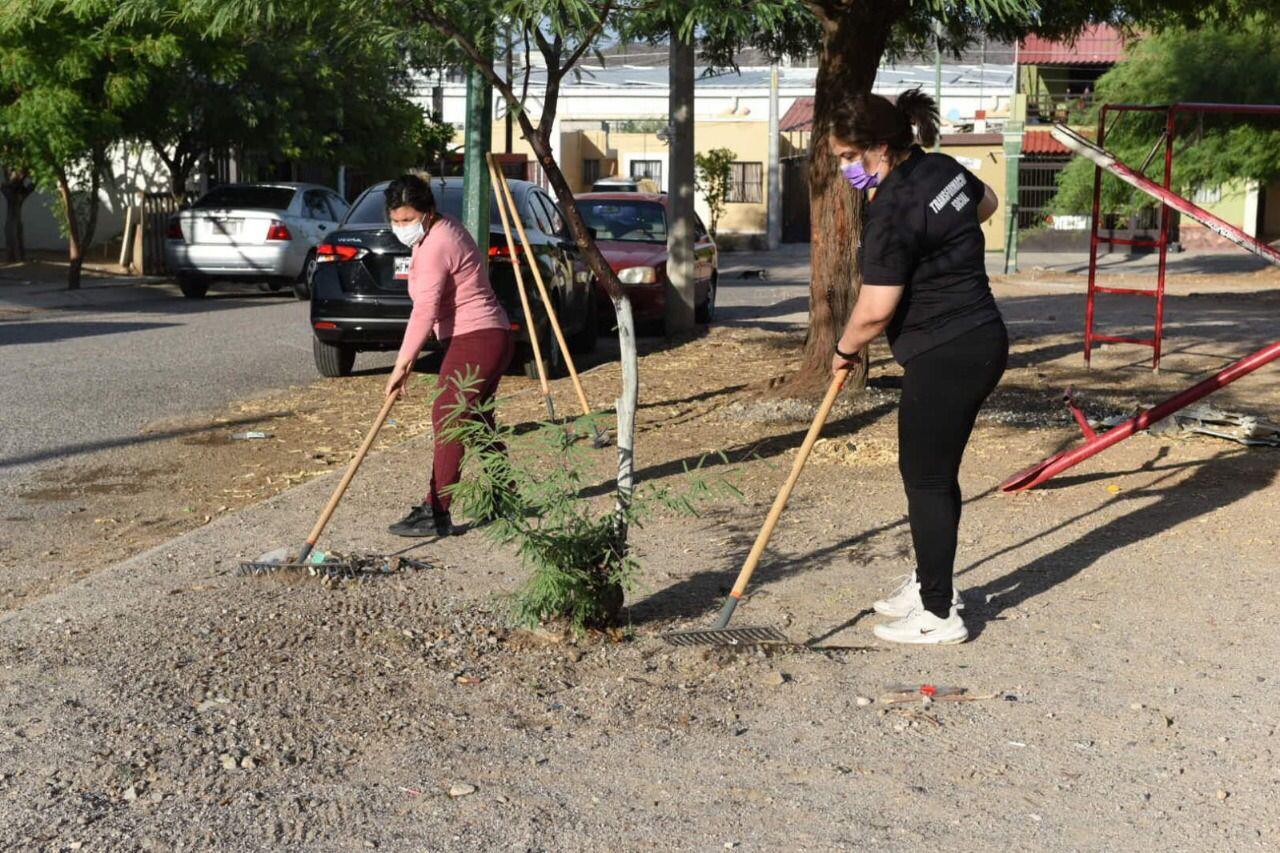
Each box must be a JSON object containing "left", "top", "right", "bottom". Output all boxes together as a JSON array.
[
  {"left": 1022, "top": 129, "right": 1071, "bottom": 155},
  {"left": 780, "top": 97, "right": 814, "bottom": 132},
  {"left": 1019, "top": 24, "right": 1127, "bottom": 65}
]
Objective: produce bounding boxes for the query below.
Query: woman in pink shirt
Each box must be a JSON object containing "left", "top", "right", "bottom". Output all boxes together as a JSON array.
[{"left": 383, "top": 174, "right": 513, "bottom": 537}]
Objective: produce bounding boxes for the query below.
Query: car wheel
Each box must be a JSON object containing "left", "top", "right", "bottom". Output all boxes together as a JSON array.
[
  {"left": 696, "top": 274, "right": 717, "bottom": 324},
  {"left": 313, "top": 337, "right": 356, "bottom": 378},
  {"left": 177, "top": 275, "right": 208, "bottom": 299},
  {"left": 569, "top": 292, "right": 598, "bottom": 354},
  {"left": 294, "top": 252, "right": 316, "bottom": 300}
]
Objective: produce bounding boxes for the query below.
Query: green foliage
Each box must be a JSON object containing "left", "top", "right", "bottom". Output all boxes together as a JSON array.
[
  {"left": 1052, "top": 17, "right": 1280, "bottom": 217},
  {"left": 413, "top": 116, "right": 458, "bottom": 173},
  {"left": 436, "top": 370, "right": 737, "bottom": 634},
  {"left": 0, "top": 0, "right": 165, "bottom": 272},
  {"left": 694, "top": 147, "right": 735, "bottom": 237}
]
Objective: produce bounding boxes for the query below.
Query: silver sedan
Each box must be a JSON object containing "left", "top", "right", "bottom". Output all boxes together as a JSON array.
[{"left": 165, "top": 182, "right": 349, "bottom": 299}]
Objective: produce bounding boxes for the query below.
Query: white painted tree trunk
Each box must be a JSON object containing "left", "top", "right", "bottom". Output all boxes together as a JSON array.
[{"left": 612, "top": 294, "right": 638, "bottom": 549}]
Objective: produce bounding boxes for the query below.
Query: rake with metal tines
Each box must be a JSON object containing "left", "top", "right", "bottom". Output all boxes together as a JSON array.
[
  {"left": 239, "top": 391, "right": 397, "bottom": 575},
  {"left": 662, "top": 368, "right": 850, "bottom": 647}
]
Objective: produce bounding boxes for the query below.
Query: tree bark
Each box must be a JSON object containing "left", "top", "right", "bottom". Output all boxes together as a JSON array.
[
  {"left": 2, "top": 171, "right": 33, "bottom": 262},
  {"left": 796, "top": 2, "right": 899, "bottom": 391},
  {"left": 665, "top": 27, "right": 697, "bottom": 336},
  {"left": 55, "top": 170, "right": 84, "bottom": 291}
]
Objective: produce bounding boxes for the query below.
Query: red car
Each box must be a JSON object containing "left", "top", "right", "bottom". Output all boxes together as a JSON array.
[{"left": 575, "top": 192, "right": 718, "bottom": 331}]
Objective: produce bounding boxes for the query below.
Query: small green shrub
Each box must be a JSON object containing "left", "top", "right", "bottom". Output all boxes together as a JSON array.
[{"left": 435, "top": 371, "right": 737, "bottom": 633}]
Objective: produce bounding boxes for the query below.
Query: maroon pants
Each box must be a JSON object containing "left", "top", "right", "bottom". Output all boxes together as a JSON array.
[{"left": 427, "top": 327, "right": 514, "bottom": 513}]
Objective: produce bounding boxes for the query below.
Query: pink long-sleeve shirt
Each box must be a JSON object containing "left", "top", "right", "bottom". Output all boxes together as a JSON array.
[{"left": 397, "top": 214, "right": 510, "bottom": 361}]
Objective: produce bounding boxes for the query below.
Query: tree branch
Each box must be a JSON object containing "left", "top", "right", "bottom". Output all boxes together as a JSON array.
[{"left": 560, "top": 0, "right": 612, "bottom": 76}]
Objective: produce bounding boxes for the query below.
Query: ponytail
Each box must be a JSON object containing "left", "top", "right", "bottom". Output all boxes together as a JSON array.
[
  {"left": 893, "top": 87, "right": 940, "bottom": 149},
  {"left": 829, "top": 86, "right": 940, "bottom": 153}
]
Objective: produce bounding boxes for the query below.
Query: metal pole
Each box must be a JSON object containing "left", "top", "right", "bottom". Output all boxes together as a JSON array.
[
  {"left": 1153, "top": 108, "right": 1175, "bottom": 371},
  {"left": 504, "top": 26, "right": 514, "bottom": 154},
  {"left": 1083, "top": 107, "right": 1107, "bottom": 367},
  {"left": 933, "top": 19, "right": 943, "bottom": 152},
  {"left": 462, "top": 28, "right": 493, "bottom": 270},
  {"left": 767, "top": 63, "right": 781, "bottom": 250}
]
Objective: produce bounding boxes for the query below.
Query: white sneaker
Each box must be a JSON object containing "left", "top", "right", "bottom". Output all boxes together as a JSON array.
[
  {"left": 873, "top": 606, "right": 969, "bottom": 645},
  {"left": 873, "top": 573, "right": 964, "bottom": 618}
]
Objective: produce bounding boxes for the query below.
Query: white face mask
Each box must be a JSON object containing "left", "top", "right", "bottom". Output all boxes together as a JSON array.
[{"left": 392, "top": 217, "right": 425, "bottom": 248}]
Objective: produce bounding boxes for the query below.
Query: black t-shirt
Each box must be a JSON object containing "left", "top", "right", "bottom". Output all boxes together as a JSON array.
[{"left": 859, "top": 145, "right": 1002, "bottom": 364}]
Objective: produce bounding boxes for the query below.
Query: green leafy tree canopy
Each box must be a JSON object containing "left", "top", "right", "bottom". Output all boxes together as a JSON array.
[
  {"left": 1054, "top": 15, "right": 1280, "bottom": 217},
  {"left": 694, "top": 147, "right": 735, "bottom": 237}
]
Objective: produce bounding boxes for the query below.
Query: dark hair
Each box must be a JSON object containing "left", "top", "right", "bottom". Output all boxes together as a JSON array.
[
  {"left": 384, "top": 173, "right": 436, "bottom": 215},
  {"left": 829, "top": 87, "right": 940, "bottom": 152}
]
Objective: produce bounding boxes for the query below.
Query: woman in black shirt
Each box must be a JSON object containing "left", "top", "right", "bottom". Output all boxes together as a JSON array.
[{"left": 829, "top": 88, "right": 1007, "bottom": 645}]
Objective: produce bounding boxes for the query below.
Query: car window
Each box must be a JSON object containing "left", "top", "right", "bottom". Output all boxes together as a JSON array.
[
  {"left": 327, "top": 193, "right": 349, "bottom": 220},
  {"left": 303, "top": 189, "right": 334, "bottom": 220},
  {"left": 343, "top": 181, "right": 504, "bottom": 226},
  {"left": 694, "top": 215, "right": 709, "bottom": 241},
  {"left": 536, "top": 193, "right": 565, "bottom": 235},
  {"left": 578, "top": 199, "right": 667, "bottom": 243},
  {"left": 193, "top": 185, "right": 296, "bottom": 211},
  {"left": 520, "top": 191, "right": 550, "bottom": 234}
]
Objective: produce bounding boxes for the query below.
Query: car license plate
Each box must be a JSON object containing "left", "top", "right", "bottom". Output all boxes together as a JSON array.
[{"left": 394, "top": 256, "right": 410, "bottom": 280}]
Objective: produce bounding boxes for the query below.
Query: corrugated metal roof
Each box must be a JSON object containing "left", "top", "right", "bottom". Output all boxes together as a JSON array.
[
  {"left": 1019, "top": 24, "right": 1127, "bottom": 65},
  {"left": 461, "top": 63, "right": 1013, "bottom": 93}
]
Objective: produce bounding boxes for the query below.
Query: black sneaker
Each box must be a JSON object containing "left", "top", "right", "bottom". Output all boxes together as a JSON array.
[{"left": 388, "top": 504, "right": 454, "bottom": 538}]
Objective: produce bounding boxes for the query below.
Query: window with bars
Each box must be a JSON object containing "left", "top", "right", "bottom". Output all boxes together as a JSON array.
[
  {"left": 583, "top": 158, "right": 601, "bottom": 187},
  {"left": 728, "top": 162, "right": 764, "bottom": 203},
  {"left": 630, "top": 159, "right": 663, "bottom": 186}
]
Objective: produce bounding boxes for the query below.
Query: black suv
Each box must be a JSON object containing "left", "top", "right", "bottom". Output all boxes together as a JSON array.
[{"left": 309, "top": 178, "right": 598, "bottom": 377}]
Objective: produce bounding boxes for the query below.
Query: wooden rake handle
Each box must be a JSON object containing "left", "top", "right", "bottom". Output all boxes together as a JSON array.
[
  {"left": 297, "top": 391, "right": 398, "bottom": 562},
  {"left": 485, "top": 154, "right": 552, "bottom": 400},
  {"left": 489, "top": 158, "right": 595, "bottom": 419},
  {"left": 713, "top": 368, "right": 850, "bottom": 628}
]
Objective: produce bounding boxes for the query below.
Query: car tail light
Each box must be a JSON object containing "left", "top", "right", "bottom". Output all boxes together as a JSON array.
[
  {"left": 315, "top": 242, "right": 367, "bottom": 263},
  {"left": 266, "top": 220, "right": 292, "bottom": 241},
  {"left": 313, "top": 321, "right": 338, "bottom": 330},
  {"left": 488, "top": 243, "right": 524, "bottom": 260},
  {"left": 166, "top": 218, "right": 183, "bottom": 241}
]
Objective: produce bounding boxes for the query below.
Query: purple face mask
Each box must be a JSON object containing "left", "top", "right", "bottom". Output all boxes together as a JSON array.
[{"left": 840, "top": 160, "right": 880, "bottom": 190}]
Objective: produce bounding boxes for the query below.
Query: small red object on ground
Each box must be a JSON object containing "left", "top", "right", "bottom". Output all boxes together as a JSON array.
[{"left": 920, "top": 685, "right": 938, "bottom": 698}]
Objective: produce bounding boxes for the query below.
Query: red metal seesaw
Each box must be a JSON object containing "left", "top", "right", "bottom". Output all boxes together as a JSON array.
[
  {"left": 1001, "top": 341, "right": 1280, "bottom": 492},
  {"left": 1000, "top": 121, "right": 1280, "bottom": 492}
]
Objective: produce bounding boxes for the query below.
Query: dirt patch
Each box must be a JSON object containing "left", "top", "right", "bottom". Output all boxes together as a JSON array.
[{"left": 2, "top": 269, "right": 1280, "bottom": 848}]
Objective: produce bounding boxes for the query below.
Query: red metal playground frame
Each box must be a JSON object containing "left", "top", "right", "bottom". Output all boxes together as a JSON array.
[
  {"left": 1084, "top": 102, "right": 1280, "bottom": 371},
  {"left": 1001, "top": 108, "right": 1280, "bottom": 492}
]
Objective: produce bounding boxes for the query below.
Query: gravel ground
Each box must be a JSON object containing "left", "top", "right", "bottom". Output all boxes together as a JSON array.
[{"left": 2, "top": 264, "right": 1279, "bottom": 850}]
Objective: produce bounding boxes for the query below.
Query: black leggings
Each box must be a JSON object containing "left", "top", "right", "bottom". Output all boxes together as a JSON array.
[{"left": 898, "top": 320, "right": 1008, "bottom": 617}]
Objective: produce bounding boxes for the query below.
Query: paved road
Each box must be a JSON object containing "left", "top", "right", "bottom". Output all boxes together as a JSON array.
[
  {"left": 0, "top": 256, "right": 816, "bottom": 504},
  {"left": 2, "top": 243, "right": 1260, "bottom": 510},
  {"left": 0, "top": 278, "right": 400, "bottom": 511}
]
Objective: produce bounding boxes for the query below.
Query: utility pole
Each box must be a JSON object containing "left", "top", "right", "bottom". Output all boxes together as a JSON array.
[
  {"left": 767, "top": 63, "right": 781, "bottom": 250},
  {"left": 665, "top": 27, "right": 697, "bottom": 335},
  {"left": 461, "top": 29, "right": 493, "bottom": 270},
  {"left": 504, "top": 26, "right": 514, "bottom": 153},
  {"left": 1004, "top": 40, "right": 1023, "bottom": 274},
  {"left": 933, "top": 18, "right": 943, "bottom": 152}
]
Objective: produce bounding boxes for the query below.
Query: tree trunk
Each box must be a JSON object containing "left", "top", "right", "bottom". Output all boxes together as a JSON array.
[
  {"left": 2, "top": 170, "right": 33, "bottom": 262},
  {"left": 664, "top": 27, "right": 697, "bottom": 337},
  {"left": 55, "top": 172, "right": 84, "bottom": 291},
  {"left": 796, "top": 4, "right": 897, "bottom": 391},
  {"left": 612, "top": 294, "right": 638, "bottom": 552}
]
